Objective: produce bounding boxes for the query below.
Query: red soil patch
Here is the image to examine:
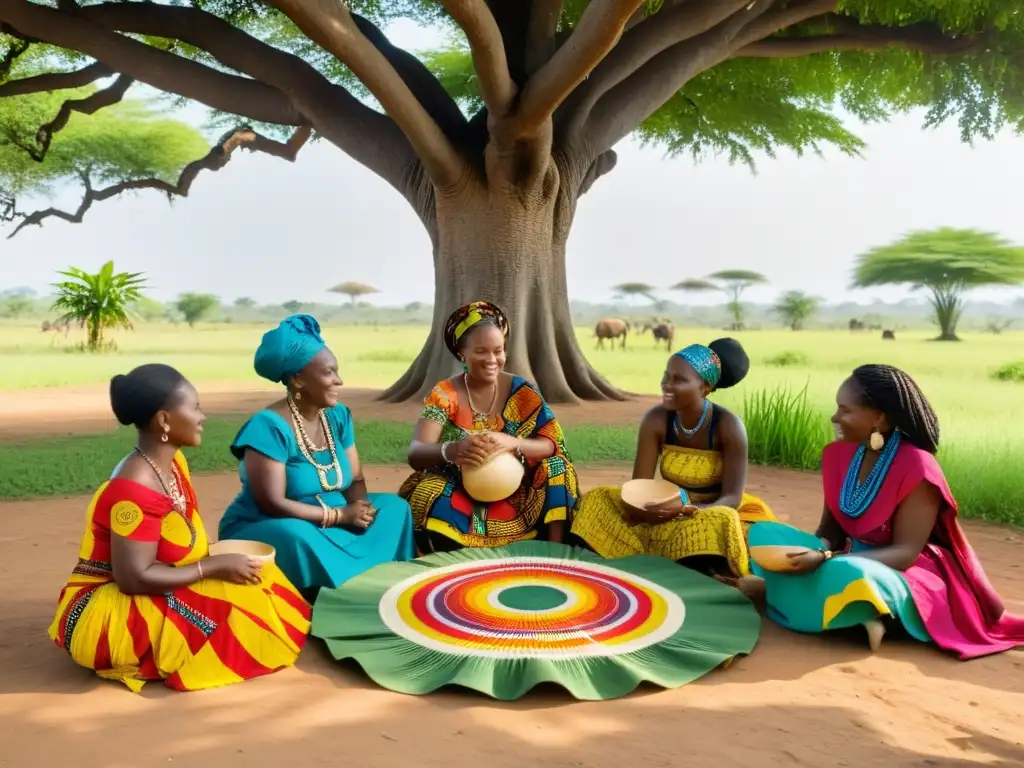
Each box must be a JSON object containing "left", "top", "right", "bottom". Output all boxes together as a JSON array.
[{"left": 2, "top": 465, "right": 1022, "bottom": 766}]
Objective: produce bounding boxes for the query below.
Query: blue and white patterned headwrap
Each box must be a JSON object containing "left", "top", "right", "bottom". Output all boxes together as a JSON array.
[{"left": 674, "top": 344, "right": 722, "bottom": 390}]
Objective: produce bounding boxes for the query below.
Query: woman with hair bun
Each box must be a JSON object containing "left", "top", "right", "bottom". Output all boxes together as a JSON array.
[
  {"left": 570, "top": 338, "right": 776, "bottom": 578},
  {"left": 746, "top": 364, "right": 1024, "bottom": 658},
  {"left": 48, "top": 364, "right": 310, "bottom": 692}
]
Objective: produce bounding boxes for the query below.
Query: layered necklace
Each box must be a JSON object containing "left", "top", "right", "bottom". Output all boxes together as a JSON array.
[
  {"left": 287, "top": 395, "right": 344, "bottom": 491},
  {"left": 463, "top": 373, "right": 499, "bottom": 431},
  {"left": 674, "top": 399, "right": 711, "bottom": 440},
  {"left": 839, "top": 431, "right": 902, "bottom": 519},
  {"left": 134, "top": 447, "right": 197, "bottom": 548},
  {"left": 135, "top": 447, "right": 188, "bottom": 514}
]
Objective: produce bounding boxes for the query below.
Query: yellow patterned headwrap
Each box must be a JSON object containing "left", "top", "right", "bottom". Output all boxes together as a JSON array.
[{"left": 443, "top": 301, "right": 509, "bottom": 358}]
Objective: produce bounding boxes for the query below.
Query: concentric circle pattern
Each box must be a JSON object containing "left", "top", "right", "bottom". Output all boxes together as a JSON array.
[{"left": 379, "top": 556, "right": 685, "bottom": 660}]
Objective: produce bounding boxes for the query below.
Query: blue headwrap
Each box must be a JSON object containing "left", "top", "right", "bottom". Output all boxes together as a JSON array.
[
  {"left": 253, "top": 314, "right": 327, "bottom": 384},
  {"left": 674, "top": 344, "right": 722, "bottom": 390}
]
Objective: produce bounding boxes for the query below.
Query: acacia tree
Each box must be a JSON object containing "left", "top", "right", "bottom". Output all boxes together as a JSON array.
[
  {"left": 0, "top": 1, "right": 1021, "bottom": 402},
  {"left": 673, "top": 270, "right": 768, "bottom": 329},
  {"left": 773, "top": 290, "right": 820, "bottom": 330},
  {"left": 330, "top": 280, "right": 380, "bottom": 306},
  {"left": 853, "top": 228, "right": 1024, "bottom": 341}
]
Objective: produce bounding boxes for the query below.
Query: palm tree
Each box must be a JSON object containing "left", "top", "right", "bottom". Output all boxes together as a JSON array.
[
  {"left": 773, "top": 291, "right": 821, "bottom": 331},
  {"left": 51, "top": 261, "right": 146, "bottom": 351}
]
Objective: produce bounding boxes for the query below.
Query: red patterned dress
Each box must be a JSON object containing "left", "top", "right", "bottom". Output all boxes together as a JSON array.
[{"left": 48, "top": 451, "right": 310, "bottom": 691}]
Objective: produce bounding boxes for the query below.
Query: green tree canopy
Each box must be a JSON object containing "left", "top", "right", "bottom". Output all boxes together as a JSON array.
[
  {"left": 852, "top": 227, "right": 1024, "bottom": 340},
  {"left": 51, "top": 260, "right": 145, "bottom": 351},
  {"left": 1, "top": 81, "right": 210, "bottom": 236},
  {"left": 773, "top": 290, "right": 821, "bottom": 331},
  {"left": 175, "top": 292, "right": 220, "bottom": 327},
  {"left": 1, "top": 1, "right": 1021, "bottom": 401}
]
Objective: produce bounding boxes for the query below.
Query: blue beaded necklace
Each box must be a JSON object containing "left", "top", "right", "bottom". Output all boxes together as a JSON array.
[{"left": 839, "top": 431, "right": 902, "bottom": 518}]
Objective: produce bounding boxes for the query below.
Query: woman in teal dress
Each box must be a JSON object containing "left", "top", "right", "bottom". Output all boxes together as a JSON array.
[{"left": 219, "top": 315, "right": 415, "bottom": 598}]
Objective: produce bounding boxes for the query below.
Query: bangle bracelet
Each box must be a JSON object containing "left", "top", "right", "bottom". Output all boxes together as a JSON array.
[
  {"left": 678, "top": 488, "right": 690, "bottom": 505},
  {"left": 440, "top": 441, "right": 452, "bottom": 463},
  {"left": 197, "top": 560, "right": 204, "bottom": 581},
  {"left": 818, "top": 548, "right": 834, "bottom": 560}
]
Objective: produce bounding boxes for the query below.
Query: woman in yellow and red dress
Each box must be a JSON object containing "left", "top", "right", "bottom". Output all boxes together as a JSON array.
[{"left": 48, "top": 364, "right": 310, "bottom": 692}]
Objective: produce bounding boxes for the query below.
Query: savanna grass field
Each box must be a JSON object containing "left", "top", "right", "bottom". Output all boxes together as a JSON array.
[{"left": 2, "top": 321, "right": 1022, "bottom": 525}]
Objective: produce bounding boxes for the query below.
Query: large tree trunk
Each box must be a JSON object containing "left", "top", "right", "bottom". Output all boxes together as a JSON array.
[{"left": 380, "top": 168, "right": 627, "bottom": 405}]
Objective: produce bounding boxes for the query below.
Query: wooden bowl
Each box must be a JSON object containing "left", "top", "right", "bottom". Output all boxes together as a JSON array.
[
  {"left": 209, "top": 539, "right": 276, "bottom": 564},
  {"left": 463, "top": 451, "right": 525, "bottom": 503},
  {"left": 620, "top": 478, "right": 682, "bottom": 512},
  {"left": 749, "top": 545, "right": 812, "bottom": 573}
]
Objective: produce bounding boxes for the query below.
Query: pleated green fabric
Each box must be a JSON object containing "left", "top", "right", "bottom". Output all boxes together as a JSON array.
[{"left": 312, "top": 541, "right": 760, "bottom": 701}]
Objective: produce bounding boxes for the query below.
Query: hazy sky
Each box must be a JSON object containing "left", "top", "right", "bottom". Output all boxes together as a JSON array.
[{"left": 2, "top": 20, "right": 1023, "bottom": 308}]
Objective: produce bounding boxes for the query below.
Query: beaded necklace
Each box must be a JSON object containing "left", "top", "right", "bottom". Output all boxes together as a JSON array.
[
  {"left": 839, "top": 431, "right": 902, "bottom": 519},
  {"left": 286, "top": 395, "right": 344, "bottom": 491},
  {"left": 673, "top": 399, "right": 711, "bottom": 440},
  {"left": 134, "top": 447, "right": 197, "bottom": 548}
]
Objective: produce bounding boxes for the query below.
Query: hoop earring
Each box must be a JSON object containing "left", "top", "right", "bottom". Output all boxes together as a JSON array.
[
  {"left": 161, "top": 433, "right": 169, "bottom": 443},
  {"left": 869, "top": 429, "right": 884, "bottom": 451}
]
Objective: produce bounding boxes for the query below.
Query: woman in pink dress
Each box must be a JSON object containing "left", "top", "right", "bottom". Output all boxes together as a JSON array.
[{"left": 746, "top": 364, "right": 1024, "bottom": 658}]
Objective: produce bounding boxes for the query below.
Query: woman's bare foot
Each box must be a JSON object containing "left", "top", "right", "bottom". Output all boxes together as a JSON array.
[{"left": 863, "top": 618, "right": 886, "bottom": 652}]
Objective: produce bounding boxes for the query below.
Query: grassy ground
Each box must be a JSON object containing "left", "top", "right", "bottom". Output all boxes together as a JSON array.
[
  {"left": 2, "top": 323, "right": 1022, "bottom": 523},
  {"left": 0, "top": 417, "right": 636, "bottom": 500}
]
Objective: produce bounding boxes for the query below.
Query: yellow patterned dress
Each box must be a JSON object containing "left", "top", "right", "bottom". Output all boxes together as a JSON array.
[
  {"left": 48, "top": 451, "right": 310, "bottom": 692},
  {"left": 399, "top": 376, "right": 579, "bottom": 549},
  {"left": 571, "top": 411, "right": 776, "bottom": 576}
]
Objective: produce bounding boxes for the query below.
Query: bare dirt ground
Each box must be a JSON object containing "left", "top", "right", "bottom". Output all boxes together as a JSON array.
[
  {"left": 1, "top": 388, "right": 1023, "bottom": 766},
  {"left": 0, "top": 383, "right": 663, "bottom": 439}
]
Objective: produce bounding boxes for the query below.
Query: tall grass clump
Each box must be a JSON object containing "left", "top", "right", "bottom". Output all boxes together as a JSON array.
[
  {"left": 355, "top": 349, "right": 416, "bottom": 364},
  {"left": 764, "top": 350, "right": 810, "bottom": 368},
  {"left": 742, "top": 385, "right": 832, "bottom": 471},
  {"left": 991, "top": 361, "right": 1024, "bottom": 382}
]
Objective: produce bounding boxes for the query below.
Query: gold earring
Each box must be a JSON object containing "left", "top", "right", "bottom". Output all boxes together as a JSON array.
[
  {"left": 161, "top": 432, "right": 169, "bottom": 443},
  {"left": 869, "top": 429, "right": 884, "bottom": 451},
  {"left": 294, "top": 390, "right": 302, "bottom": 401}
]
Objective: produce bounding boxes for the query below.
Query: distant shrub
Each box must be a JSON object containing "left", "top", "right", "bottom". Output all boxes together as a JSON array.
[
  {"left": 742, "top": 385, "right": 832, "bottom": 471},
  {"left": 991, "top": 361, "right": 1024, "bottom": 382},
  {"left": 355, "top": 349, "right": 416, "bottom": 364},
  {"left": 764, "top": 350, "right": 811, "bottom": 367}
]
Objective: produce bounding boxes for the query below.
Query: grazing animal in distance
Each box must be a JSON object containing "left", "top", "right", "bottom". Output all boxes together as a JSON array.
[
  {"left": 643, "top": 321, "right": 675, "bottom": 352},
  {"left": 594, "top": 318, "right": 630, "bottom": 349}
]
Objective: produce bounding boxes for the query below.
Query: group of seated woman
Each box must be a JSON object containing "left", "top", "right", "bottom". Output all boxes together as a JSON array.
[{"left": 49, "top": 300, "right": 1023, "bottom": 693}]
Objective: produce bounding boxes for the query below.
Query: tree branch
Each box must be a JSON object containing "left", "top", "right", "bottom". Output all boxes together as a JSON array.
[
  {"left": 0, "top": 0, "right": 301, "bottom": 125},
  {"left": 584, "top": 1, "right": 770, "bottom": 156},
  {"left": 513, "top": 0, "right": 646, "bottom": 137},
  {"left": 578, "top": 148, "right": 617, "bottom": 196},
  {"left": 0, "top": 61, "right": 113, "bottom": 97},
  {"left": 47, "top": 1, "right": 418, "bottom": 197},
  {"left": 12, "top": 74, "right": 133, "bottom": 162},
  {"left": 8, "top": 126, "right": 312, "bottom": 239},
  {"left": 735, "top": 15, "right": 981, "bottom": 58},
  {"left": 350, "top": 14, "right": 468, "bottom": 140},
  {"left": 525, "top": 0, "right": 563, "bottom": 75},
  {"left": 268, "top": 0, "right": 466, "bottom": 189},
  {"left": 560, "top": 0, "right": 752, "bottom": 139},
  {"left": 439, "top": 0, "right": 515, "bottom": 116}
]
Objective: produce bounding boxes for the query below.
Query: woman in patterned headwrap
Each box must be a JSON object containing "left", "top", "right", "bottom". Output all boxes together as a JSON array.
[
  {"left": 219, "top": 315, "right": 415, "bottom": 598},
  {"left": 570, "top": 338, "right": 776, "bottom": 580},
  {"left": 400, "top": 301, "right": 580, "bottom": 552}
]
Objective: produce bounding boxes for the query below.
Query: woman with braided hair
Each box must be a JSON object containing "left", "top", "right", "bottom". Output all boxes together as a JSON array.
[
  {"left": 401, "top": 301, "right": 579, "bottom": 552},
  {"left": 747, "top": 364, "right": 1024, "bottom": 658}
]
